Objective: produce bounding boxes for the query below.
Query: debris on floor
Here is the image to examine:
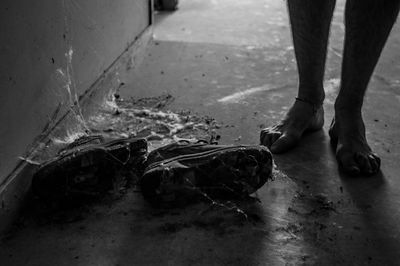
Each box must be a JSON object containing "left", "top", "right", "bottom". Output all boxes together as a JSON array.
[
  {"left": 88, "top": 94, "right": 220, "bottom": 151},
  {"left": 32, "top": 94, "right": 274, "bottom": 210}
]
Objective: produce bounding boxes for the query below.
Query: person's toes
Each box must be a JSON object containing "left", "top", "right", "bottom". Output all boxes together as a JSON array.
[
  {"left": 266, "top": 133, "right": 281, "bottom": 149},
  {"left": 260, "top": 129, "right": 281, "bottom": 148},
  {"left": 368, "top": 153, "right": 381, "bottom": 174},
  {"left": 270, "top": 133, "right": 299, "bottom": 154},
  {"left": 337, "top": 149, "right": 360, "bottom": 175},
  {"left": 270, "top": 132, "right": 281, "bottom": 144},
  {"left": 337, "top": 149, "right": 381, "bottom": 176},
  {"left": 260, "top": 128, "right": 270, "bottom": 145},
  {"left": 355, "top": 152, "right": 373, "bottom": 175},
  {"left": 260, "top": 129, "right": 268, "bottom": 145},
  {"left": 328, "top": 119, "right": 338, "bottom": 147}
]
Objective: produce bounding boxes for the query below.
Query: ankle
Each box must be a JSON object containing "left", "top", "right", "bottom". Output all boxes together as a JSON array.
[
  {"left": 295, "top": 97, "right": 323, "bottom": 115},
  {"left": 297, "top": 86, "right": 325, "bottom": 105},
  {"left": 334, "top": 103, "right": 362, "bottom": 118}
]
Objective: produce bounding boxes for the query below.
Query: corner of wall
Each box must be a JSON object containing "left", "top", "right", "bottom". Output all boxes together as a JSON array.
[{"left": 0, "top": 23, "right": 153, "bottom": 237}]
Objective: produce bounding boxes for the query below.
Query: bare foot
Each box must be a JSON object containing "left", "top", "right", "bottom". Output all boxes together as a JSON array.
[
  {"left": 329, "top": 113, "right": 381, "bottom": 176},
  {"left": 260, "top": 99, "right": 324, "bottom": 153}
]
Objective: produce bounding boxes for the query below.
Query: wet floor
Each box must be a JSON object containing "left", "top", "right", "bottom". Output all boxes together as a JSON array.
[{"left": 1, "top": 0, "right": 400, "bottom": 265}]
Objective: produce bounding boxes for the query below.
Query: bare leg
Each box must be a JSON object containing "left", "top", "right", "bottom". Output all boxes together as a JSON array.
[
  {"left": 260, "top": 0, "right": 336, "bottom": 153},
  {"left": 330, "top": 0, "right": 400, "bottom": 175}
]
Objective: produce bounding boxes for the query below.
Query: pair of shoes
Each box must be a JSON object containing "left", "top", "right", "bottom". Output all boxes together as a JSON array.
[{"left": 33, "top": 137, "right": 273, "bottom": 208}]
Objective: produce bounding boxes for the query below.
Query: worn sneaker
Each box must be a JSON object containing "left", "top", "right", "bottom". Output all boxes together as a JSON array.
[
  {"left": 140, "top": 141, "right": 273, "bottom": 206},
  {"left": 32, "top": 136, "right": 147, "bottom": 201}
]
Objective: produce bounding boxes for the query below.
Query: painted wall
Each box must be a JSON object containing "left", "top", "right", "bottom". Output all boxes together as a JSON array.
[{"left": 0, "top": 0, "right": 150, "bottom": 185}]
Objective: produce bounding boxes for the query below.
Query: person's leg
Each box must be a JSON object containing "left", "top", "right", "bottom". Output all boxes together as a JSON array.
[
  {"left": 330, "top": 0, "right": 400, "bottom": 175},
  {"left": 260, "top": 0, "right": 336, "bottom": 153}
]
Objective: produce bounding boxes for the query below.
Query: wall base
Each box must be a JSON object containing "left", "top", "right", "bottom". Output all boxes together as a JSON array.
[{"left": 0, "top": 27, "right": 153, "bottom": 236}]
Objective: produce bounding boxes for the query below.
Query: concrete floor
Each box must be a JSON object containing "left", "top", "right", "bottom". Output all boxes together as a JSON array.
[{"left": 1, "top": 0, "right": 400, "bottom": 265}]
